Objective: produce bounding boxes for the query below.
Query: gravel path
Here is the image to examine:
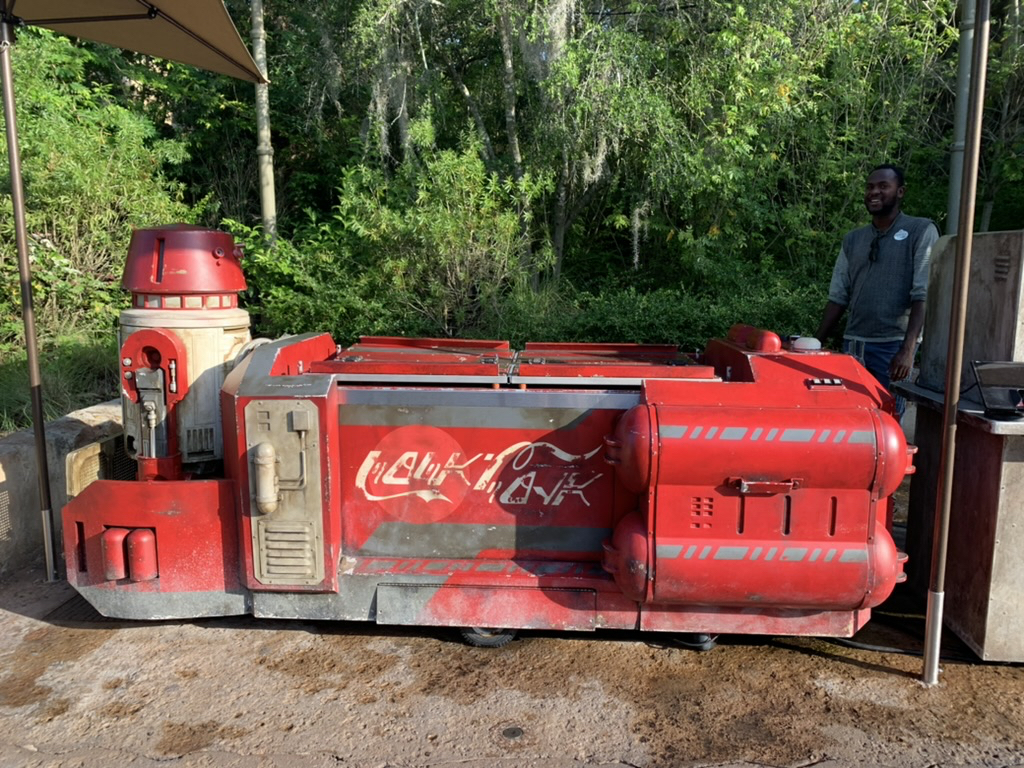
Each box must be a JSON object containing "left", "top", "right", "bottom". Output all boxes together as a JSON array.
[{"left": 1, "top": 566, "right": 1022, "bottom": 768}]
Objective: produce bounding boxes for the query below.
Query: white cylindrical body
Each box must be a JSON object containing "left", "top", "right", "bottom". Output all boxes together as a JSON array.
[{"left": 120, "top": 307, "right": 250, "bottom": 464}]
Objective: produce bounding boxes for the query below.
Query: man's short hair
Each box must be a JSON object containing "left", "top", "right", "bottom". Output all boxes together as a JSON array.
[{"left": 871, "top": 163, "right": 905, "bottom": 187}]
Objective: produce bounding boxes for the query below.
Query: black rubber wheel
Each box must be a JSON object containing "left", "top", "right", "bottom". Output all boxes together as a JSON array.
[
  {"left": 674, "top": 633, "right": 718, "bottom": 652},
  {"left": 460, "top": 627, "right": 517, "bottom": 648}
]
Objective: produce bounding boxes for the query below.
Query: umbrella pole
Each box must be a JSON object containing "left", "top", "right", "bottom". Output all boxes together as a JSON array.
[
  {"left": 922, "top": 0, "right": 990, "bottom": 686},
  {"left": 1, "top": 14, "right": 59, "bottom": 582}
]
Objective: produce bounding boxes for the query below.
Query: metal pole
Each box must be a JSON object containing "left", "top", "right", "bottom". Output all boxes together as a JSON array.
[
  {"left": 947, "top": 0, "right": 976, "bottom": 236},
  {"left": 0, "top": 10, "right": 59, "bottom": 582},
  {"left": 923, "top": 0, "right": 990, "bottom": 686},
  {"left": 250, "top": 0, "right": 276, "bottom": 239}
]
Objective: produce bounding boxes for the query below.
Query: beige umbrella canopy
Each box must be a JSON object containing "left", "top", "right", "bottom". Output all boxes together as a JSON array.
[
  {"left": 1, "top": 0, "right": 264, "bottom": 580},
  {"left": 6, "top": 0, "right": 264, "bottom": 82}
]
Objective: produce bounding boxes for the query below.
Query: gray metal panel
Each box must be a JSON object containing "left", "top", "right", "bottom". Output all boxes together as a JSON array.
[
  {"left": 340, "top": 387, "right": 641, "bottom": 410},
  {"left": 236, "top": 334, "right": 335, "bottom": 398},
  {"left": 78, "top": 587, "right": 249, "bottom": 620},
  {"left": 252, "top": 579, "right": 380, "bottom": 621},
  {"left": 246, "top": 399, "right": 325, "bottom": 586},
  {"left": 338, "top": 388, "right": 642, "bottom": 430},
  {"left": 376, "top": 583, "right": 597, "bottom": 630},
  {"left": 358, "top": 522, "right": 610, "bottom": 558}
]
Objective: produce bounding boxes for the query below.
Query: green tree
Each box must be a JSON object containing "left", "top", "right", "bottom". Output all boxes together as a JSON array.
[
  {"left": 0, "top": 29, "right": 198, "bottom": 352},
  {"left": 0, "top": 30, "right": 207, "bottom": 430}
]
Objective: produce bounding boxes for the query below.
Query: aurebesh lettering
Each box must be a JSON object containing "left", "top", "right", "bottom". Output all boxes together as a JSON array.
[{"left": 355, "top": 439, "right": 604, "bottom": 507}]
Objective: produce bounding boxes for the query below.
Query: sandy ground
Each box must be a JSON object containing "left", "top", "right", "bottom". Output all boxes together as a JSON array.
[{"left": 1, "top": 560, "right": 1023, "bottom": 768}]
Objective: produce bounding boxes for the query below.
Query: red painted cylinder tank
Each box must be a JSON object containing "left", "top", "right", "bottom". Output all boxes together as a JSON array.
[
  {"left": 609, "top": 404, "right": 910, "bottom": 498},
  {"left": 603, "top": 396, "right": 910, "bottom": 610},
  {"left": 127, "top": 528, "right": 159, "bottom": 582},
  {"left": 101, "top": 527, "right": 130, "bottom": 581}
]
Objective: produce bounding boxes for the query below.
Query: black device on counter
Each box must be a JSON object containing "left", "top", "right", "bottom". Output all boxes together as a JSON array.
[{"left": 971, "top": 361, "right": 1024, "bottom": 419}]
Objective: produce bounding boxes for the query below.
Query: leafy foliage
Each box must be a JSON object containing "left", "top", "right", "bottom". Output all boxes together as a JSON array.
[
  {"left": 0, "top": 29, "right": 199, "bottom": 356},
  {"left": 7, "top": 2, "right": 1024, "bottom": 435}
]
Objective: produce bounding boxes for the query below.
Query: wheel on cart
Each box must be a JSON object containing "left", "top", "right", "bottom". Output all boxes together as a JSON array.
[
  {"left": 460, "top": 627, "right": 517, "bottom": 648},
  {"left": 675, "top": 633, "right": 718, "bottom": 651}
]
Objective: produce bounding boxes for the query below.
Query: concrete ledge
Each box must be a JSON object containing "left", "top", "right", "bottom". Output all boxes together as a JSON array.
[{"left": 0, "top": 401, "right": 122, "bottom": 576}]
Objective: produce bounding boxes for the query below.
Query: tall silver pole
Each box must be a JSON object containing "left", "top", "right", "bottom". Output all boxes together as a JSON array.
[
  {"left": 923, "top": 0, "right": 990, "bottom": 686},
  {"left": 1, "top": 10, "right": 58, "bottom": 582},
  {"left": 946, "top": 0, "right": 976, "bottom": 236},
  {"left": 250, "top": 0, "right": 277, "bottom": 239}
]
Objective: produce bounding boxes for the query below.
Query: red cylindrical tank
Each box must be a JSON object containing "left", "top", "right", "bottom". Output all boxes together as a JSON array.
[
  {"left": 101, "top": 528, "right": 130, "bottom": 581},
  {"left": 646, "top": 520, "right": 904, "bottom": 609},
  {"left": 127, "top": 529, "right": 159, "bottom": 582},
  {"left": 609, "top": 404, "right": 910, "bottom": 498},
  {"left": 601, "top": 512, "right": 649, "bottom": 602},
  {"left": 603, "top": 400, "right": 910, "bottom": 610}
]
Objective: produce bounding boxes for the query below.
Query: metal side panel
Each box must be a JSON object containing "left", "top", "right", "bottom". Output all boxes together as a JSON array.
[
  {"left": 376, "top": 584, "right": 598, "bottom": 631},
  {"left": 245, "top": 399, "right": 325, "bottom": 586}
]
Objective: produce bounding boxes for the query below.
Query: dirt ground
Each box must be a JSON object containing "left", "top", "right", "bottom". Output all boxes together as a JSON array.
[{"left": 1, "top": 557, "right": 1023, "bottom": 768}]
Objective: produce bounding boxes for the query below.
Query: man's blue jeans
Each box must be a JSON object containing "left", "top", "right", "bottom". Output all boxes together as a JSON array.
[{"left": 843, "top": 339, "right": 907, "bottom": 421}]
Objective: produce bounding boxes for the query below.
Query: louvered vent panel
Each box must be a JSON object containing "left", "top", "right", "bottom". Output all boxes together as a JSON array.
[
  {"left": 994, "top": 255, "right": 1012, "bottom": 282},
  {"left": 259, "top": 522, "right": 317, "bottom": 579},
  {"left": 186, "top": 426, "right": 217, "bottom": 456}
]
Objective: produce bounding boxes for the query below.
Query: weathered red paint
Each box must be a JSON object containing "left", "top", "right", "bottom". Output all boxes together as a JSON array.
[
  {"left": 60, "top": 228, "right": 914, "bottom": 641},
  {"left": 121, "top": 226, "right": 246, "bottom": 298},
  {"left": 126, "top": 528, "right": 159, "bottom": 582},
  {"left": 63, "top": 479, "right": 241, "bottom": 594}
]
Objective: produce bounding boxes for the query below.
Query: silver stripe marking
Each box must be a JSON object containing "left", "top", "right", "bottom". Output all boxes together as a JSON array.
[
  {"left": 647, "top": 544, "right": 870, "bottom": 565},
  {"left": 721, "top": 427, "right": 748, "bottom": 440},
  {"left": 833, "top": 430, "right": 847, "bottom": 443},
  {"left": 781, "top": 429, "right": 815, "bottom": 443},
  {"left": 751, "top": 428, "right": 764, "bottom": 440},
  {"left": 840, "top": 549, "right": 869, "bottom": 563},
  {"left": 818, "top": 430, "right": 832, "bottom": 443},
  {"left": 849, "top": 431, "right": 875, "bottom": 445},
  {"left": 690, "top": 426, "right": 704, "bottom": 439},
  {"left": 766, "top": 428, "right": 779, "bottom": 441},
  {"left": 706, "top": 427, "right": 719, "bottom": 439},
  {"left": 661, "top": 426, "right": 688, "bottom": 439},
  {"left": 714, "top": 546, "right": 749, "bottom": 561}
]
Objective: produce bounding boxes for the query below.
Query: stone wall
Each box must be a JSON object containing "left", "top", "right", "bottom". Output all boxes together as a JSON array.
[{"left": 0, "top": 401, "right": 122, "bottom": 576}]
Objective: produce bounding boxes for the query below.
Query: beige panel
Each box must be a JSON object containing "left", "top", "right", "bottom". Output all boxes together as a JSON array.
[
  {"left": 245, "top": 400, "right": 325, "bottom": 586},
  {"left": 920, "top": 231, "right": 1024, "bottom": 393},
  {"left": 119, "top": 308, "right": 251, "bottom": 464}
]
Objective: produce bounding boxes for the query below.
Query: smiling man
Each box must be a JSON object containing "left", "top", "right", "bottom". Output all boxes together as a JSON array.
[{"left": 815, "top": 164, "right": 939, "bottom": 420}]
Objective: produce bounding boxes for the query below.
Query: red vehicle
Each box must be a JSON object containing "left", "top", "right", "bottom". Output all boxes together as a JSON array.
[{"left": 62, "top": 227, "right": 912, "bottom": 646}]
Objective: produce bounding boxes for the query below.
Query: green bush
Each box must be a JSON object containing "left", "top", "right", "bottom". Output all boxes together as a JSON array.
[
  {"left": 0, "top": 30, "right": 200, "bottom": 356},
  {"left": 0, "top": 333, "right": 120, "bottom": 435}
]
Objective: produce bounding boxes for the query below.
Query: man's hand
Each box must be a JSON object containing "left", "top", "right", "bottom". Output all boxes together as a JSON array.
[{"left": 889, "top": 345, "right": 915, "bottom": 382}]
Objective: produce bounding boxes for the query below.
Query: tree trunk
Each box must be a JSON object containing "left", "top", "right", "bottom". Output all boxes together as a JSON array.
[
  {"left": 496, "top": 0, "right": 535, "bottom": 281},
  {"left": 447, "top": 65, "right": 497, "bottom": 170}
]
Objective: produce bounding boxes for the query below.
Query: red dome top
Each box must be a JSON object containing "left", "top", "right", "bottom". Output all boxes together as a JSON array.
[{"left": 121, "top": 226, "right": 246, "bottom": 296}]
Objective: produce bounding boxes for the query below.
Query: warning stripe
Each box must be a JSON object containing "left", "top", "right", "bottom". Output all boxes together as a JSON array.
[
  {"left": 659, "top": 425, "right": 874, "bottom": 446},
  {"left": 654, "top": 544, "right": 868, "bottom": 564}
]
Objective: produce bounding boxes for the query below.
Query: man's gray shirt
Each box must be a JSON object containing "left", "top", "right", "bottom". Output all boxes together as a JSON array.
[{"left": 827, "top": 212, "right": 938, "bottom": 342}]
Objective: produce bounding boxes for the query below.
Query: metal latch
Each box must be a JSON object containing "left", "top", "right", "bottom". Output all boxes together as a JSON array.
[{"left": 730, "top": 477, "right": 802, "bottom": 495}]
